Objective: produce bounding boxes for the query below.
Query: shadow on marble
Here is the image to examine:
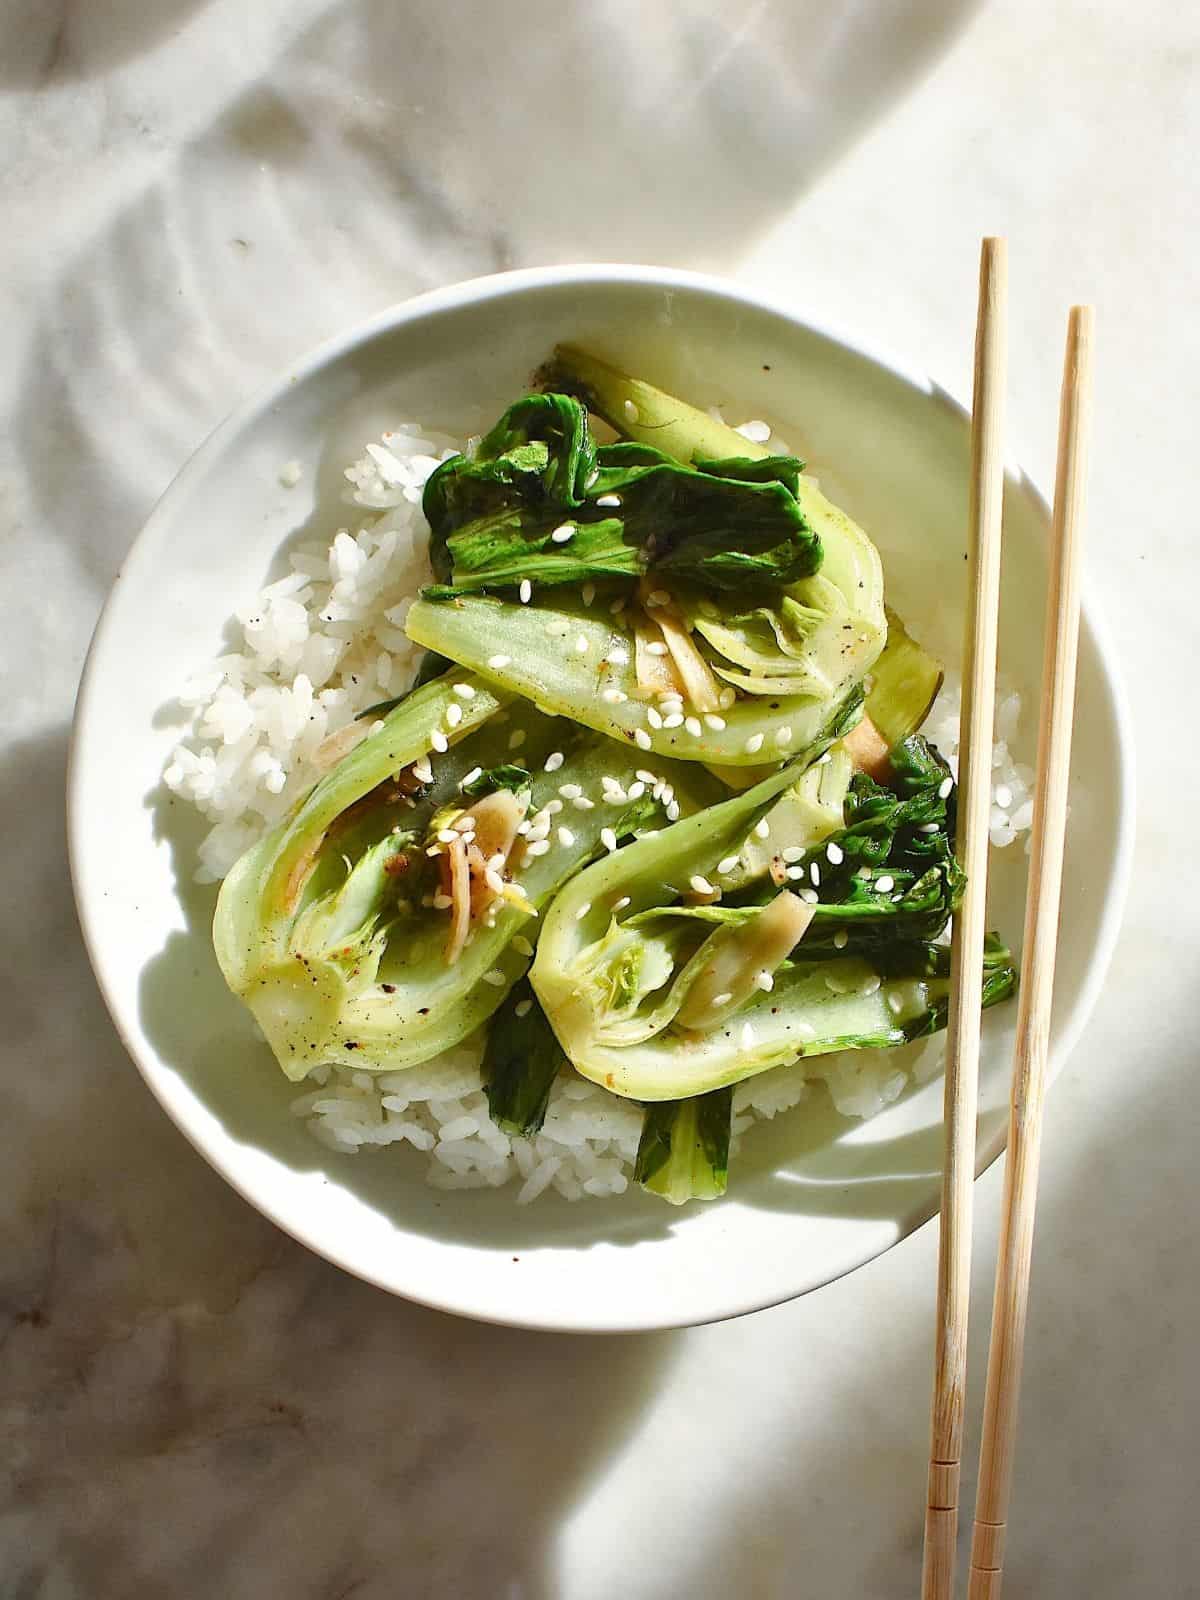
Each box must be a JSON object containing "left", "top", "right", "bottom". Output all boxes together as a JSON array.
[
  {"left": 12, "top": 0, "right": 982, "bottom": 603},
  {"left": 0, "top": 0, "right": 212, "bottom": 87}
]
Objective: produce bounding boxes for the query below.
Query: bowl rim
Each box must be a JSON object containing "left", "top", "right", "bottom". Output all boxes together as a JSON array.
[{"left": 67, "top": 262, "right": 1136, "bottom": 1331}]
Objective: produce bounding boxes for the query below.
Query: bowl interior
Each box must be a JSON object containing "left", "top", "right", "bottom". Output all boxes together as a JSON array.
[{"left": 70, "top": 268, "right": 1131, "bottom": 1331}]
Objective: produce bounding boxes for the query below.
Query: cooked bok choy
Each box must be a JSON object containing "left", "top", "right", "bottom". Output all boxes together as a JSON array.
[
  {"left": 530, "top": 736, "right": 1014, "bottom": 1103},
  {"left": 213, "top": 670, "right": 718, "bottom": 1081},
  {"left": 404, "top": 350, "right": 886, "bottom": 766},
  {"left": 206, "top": 347, "right": 1019, "bottom": 1210}
]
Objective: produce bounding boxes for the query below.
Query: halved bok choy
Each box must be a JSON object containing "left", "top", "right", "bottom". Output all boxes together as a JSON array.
[
  {"left": 404, "top": 353, "right": 886, "bottom": 766},
  {"left": 530, "top": 736, "right": 1014, "bottom": 1104},
  {"left": 213, "top": 669, "right": 718, "bottom": 1081}
]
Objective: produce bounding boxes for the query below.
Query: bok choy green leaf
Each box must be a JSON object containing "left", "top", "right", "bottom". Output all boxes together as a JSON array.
[{"left": 635, "top": 1087, "right": 734, "bottom": 1205}]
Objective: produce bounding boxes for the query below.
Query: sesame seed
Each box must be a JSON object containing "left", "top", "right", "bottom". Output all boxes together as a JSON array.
[
  {"left": 557, "top": 826, "right": 576, "bottom": 847},
  {"left": 596, "top": 493, "right": 622, "bottom": 507},
  {"left": 412, "top": 758, "right": 433, "bottom": 783},
  {"left": 601, "top": 828, "right": 618, "bottom": 852},
  {"left": 717, "top": 854, "right": 740, "bottom": 874},
  {"left": 647, "top": 707, "right": 663, "bottom": 729},
  {"left": 432, "top": 893, "right": 453, "bottom": 909},
  {"left": 636, "top": 769, "right": 657, "bottom": 784},
  {"left": 623, "top": 399, "right": 640, "bottom": 422},
  {"left": 710, "top": 991, "right": 733, "bottom": 1008},
  {"left": 685, "top": 717, "right": 702, "bottom": 737},
  {"left": 609, "top": 596, "right": 626, "bottom": 614},
  {"left": 875, "top": 875, "right": 895, "bottom": 894},
  {"left": 809, "top": 861, "right": 821, "bottom": 887},
  {"left": 582, "top": 583, "right": 596, "bottom": 607},
  {"left": 515, "top": 998, "right": 533, "bottom": 1018},
  {"left": 775, "top": 726, "right": 793, "bottom": 747},
  {"left": 508, "top": 730, "right": 526, "bottom": 750},
  {"left": 938, "top": 776, "right": 954, "bottom": 800},
  {"left": 644, "top": 641, "right": 669, "bottom": 656},
  {"left": 834, "top": 929, "right": 849, "bottom": 949},
  {"left": 454, "top": 683, "right": 476, "bottom": 700},
  {"left": 485, "top": 868, "right": 506, "bottom": 893},
  {"left": 658, "top": 691, "right": 683, "bottom": 707},
  {"left": 602, "top": 688, "right": 628, "bottom": 704},
  {"left": 545, "top": 799, "right": 563, "bottom": 814},
  {"left": 483, "top": 969, "right": 506, "bottom": 987},
  {"left": 512, "top": 936, "right": 534, "bottom": 957},
  {"left": 634, "top": 729, "right": 652, "bottom": 750},
  {"left": 665, "top": 803, "right": 680, "bottom": 821},
  {"left": 487, "top": 654, "right": 511, "bottom": 669},
  {"left": 572, "top": 901, "right": 591, "bottom": 923},
  {"left": 787, "top": 865, "right": 805, "bottom": 881},
  {"left": 519, "top": 578, "right": 532, "bottom": 604},
  {"left": 558, "top": 783, "right": 582, "bottom": 799},
  {"left": 690, "top": 874, "right": 715, "bottom": 895},
  {"left": 622, "top": 784, "right": 643, "bottom": 804},
  {"left": 753, "top": 818, "right": 770, "bottom": 839},
  {"left": 745, "top": 733, "right": 765, "bottom": 754},
  {"left": 525, "top": 839, "right": 550, "bottom": 857},
  {"left": 826, "top": 841, "right": 844, "bottom": 865},
  {"left": 800, "top": 888, "right": 819, "bottom": 904},
  {"left": 860, "top": 974, "right": 882, "bottom": 995},
  {"left": 544, "top": 751, "right": 564, "bottom": 772},
  {"left": 782, "top": 846, "right": 804, "bottom": 863},
  {"left": 704, "top": 714, "right": 726, "bottom": 731},
  {"left": 647, "top": 588, "right": 672, "bottom": 606},
  {"left": 741, "top": 1021, "right": 756, "bottom": 1049},
  {"left": 445, "top": 702, "right": 463, "bottom": 727},
  {"left": 551, "top": 523, "right": 575, "bottom": 543},
  {"left": 431, "top": 729, "right": 448, "bottom": 753},
  {"left": 919, "top": 822, "right": 940, "bottom": 833},
  {"left": 573, "top": 796, "right": 595, "bottom": 810},
  {"left": 755, "top": 970, "right": 774, "bottom": 992},
  {"left": 718, "top": 687, "right": 736, "bottom": 710},
  {"left": 457, "top": 767, "right": 481, "bottom": 791},
  {"left": 662, "top": 713, "right": 684, "bottom": 729},
  {"left": 436, "top": 828, "right": 458, "bottom": 844},
  {"left": 575, "top": 635, "right": 589, "bottom": 654},
  {"left": 613, "top": 896, "right": 631, "bottom": 911}
]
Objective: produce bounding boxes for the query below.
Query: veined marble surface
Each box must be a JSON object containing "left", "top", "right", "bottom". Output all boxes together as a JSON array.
[{"left": 1, "top": 1, "right": 1193, "bottom": 1594}]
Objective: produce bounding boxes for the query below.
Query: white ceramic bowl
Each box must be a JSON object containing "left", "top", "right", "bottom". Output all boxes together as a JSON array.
[{"left": 69, "top": 265, "right": 1133, "bottom": 1333}]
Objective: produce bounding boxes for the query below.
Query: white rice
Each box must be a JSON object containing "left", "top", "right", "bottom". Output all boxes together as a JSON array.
[{"left": 164, "top": 419, "right": 1032, "bottom": 1202}]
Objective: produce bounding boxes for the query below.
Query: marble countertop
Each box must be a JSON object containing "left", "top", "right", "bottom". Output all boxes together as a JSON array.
[{"left": 2, "top": 0, "right": 1193, "bottom": 1593}]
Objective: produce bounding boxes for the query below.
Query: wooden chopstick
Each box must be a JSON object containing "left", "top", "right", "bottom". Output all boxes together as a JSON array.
[
  {"left": 965, "top": 305, "right": 1094, "bottom": 1598},
  {"left": 920, "top": 237, "right": 1009, "bottom": 1600}
]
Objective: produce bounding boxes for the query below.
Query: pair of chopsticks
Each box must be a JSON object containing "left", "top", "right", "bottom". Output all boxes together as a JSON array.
[{"left": 921, "top": 239, "right": 1094, "bottom": 1600}]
